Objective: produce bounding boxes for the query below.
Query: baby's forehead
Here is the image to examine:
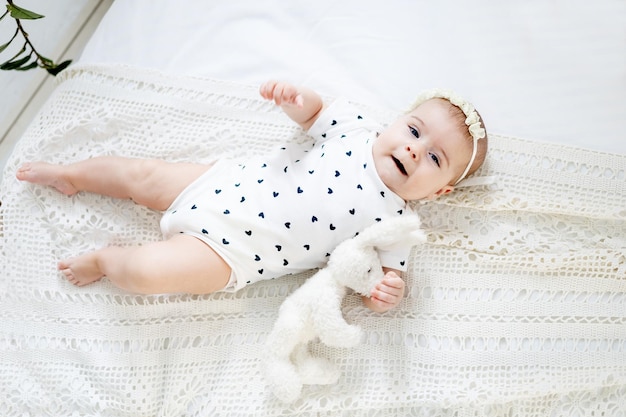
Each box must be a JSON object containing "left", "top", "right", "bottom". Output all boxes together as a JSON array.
[
  {"left": 418, "top": 97, "right": 458, "bottom": 113},
  {"left": 404, "top": 99, "right": 463, "bottom": 126}
]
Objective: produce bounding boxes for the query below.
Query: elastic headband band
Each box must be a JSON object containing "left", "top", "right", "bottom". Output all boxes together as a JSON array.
[{"left": 409, "top": 89, "right": 486, "bottom": 185}]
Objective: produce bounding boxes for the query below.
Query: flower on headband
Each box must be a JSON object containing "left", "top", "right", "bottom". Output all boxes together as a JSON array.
[
  {"left": 465, "top": 111, "right": 479, "bottom": 126},
  {"left": 469, "top": 123, "right": 486, "bottom": 140}
]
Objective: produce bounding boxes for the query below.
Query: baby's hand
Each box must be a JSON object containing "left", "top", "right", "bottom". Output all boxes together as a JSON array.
[
  {"left": 364, "top": 270, "right": 406, "bottom": 313},
  {"left": 259, "top": 80, "right": 304, "bottom": 108}
]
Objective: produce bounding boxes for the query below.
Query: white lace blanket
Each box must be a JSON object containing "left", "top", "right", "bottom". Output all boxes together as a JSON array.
[{"left": 1, "top": 64, "right": 625, "bottom": 417}]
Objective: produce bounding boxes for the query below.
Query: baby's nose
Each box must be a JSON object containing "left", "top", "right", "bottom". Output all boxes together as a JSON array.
[{"left": 405, "top": 145, "right": 417, "bottom": 159}]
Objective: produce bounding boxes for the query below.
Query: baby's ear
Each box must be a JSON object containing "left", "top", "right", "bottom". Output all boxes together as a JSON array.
[{"left": 427, "top": 185, "right": 454, "bottom": 200}]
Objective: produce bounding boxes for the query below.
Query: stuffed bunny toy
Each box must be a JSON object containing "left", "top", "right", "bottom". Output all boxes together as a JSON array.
[{"left": 263, "top": 214, "right": 426, "bottom": 403}]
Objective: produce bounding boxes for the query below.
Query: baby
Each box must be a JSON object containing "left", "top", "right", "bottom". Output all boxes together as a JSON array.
[{"left": 16, "top": 81, "right": 487, "bottom": 313}]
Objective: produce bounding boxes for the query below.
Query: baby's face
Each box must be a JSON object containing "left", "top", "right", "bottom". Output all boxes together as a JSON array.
[{"left": 372, "top": 99, "right": 471, "bottom": 201}]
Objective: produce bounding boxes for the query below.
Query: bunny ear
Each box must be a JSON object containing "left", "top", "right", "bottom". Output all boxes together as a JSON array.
[{"left": 354, "top": 215, "right": 425, "bottom": 250}]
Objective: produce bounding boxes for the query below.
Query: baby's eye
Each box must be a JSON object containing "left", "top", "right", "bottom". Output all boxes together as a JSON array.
[
  {"left": 409, "top": 126, "right": 420, "bottom": 139},
  {"left": 430, "top": 153, "right": 440, "bottom": 167}
]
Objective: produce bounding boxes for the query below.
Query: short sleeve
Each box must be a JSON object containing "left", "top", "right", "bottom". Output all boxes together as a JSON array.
[
  {"left": 377, "top": 246, "right": 412, "bottom": 272},
  {"left": 307, "top": 98, "right": 382, "bottom": 143}
]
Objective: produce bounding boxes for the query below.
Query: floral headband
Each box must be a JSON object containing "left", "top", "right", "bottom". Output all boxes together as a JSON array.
[{"left": 409, "top": 88, "right": 486, "bottom": 185}]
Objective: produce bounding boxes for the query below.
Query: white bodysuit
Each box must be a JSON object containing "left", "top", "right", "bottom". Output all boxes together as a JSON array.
[{"left": 160, "top": 99, "right": 409, "bottom": 291}]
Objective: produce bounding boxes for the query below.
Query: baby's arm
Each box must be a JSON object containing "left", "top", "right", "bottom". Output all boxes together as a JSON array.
[
  {"left": 260, "top": 80, "right": 325, "bottom": 131},
  {"left": 362, "top": 267, "right": 406, "bottom": 313}
]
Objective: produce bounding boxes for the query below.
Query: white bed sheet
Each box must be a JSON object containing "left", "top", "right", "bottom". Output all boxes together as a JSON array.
[{"left": 79, "top": 0, "right": 626, "bottom": 154}]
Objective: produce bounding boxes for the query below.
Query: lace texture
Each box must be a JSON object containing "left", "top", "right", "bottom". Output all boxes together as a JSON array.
[{"left": 0, "top": 64, "right": 625, "bottom": 417}]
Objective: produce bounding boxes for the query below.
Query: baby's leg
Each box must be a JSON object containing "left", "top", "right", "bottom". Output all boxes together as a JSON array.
[
  {"left": 58, "top": 234, "right": 231, "bottom": 294},
  {"left": 16, "top": 157, "right": 212, "bottom": 211}
]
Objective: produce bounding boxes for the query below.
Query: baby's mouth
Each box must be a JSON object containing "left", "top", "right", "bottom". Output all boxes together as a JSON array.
[{"left": 392, "top": 156, "right": 407, "bottom": 176}]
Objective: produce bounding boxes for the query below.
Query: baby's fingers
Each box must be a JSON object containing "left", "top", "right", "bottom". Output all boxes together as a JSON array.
[
  {"left": 381, "top": 272, "right": 405, "bottom": 290},
  {"left": 259, "top": 81, "right": 303, "bottom": 107},
  {"left": 369, "top": 274, "right": 405, "bottom": 307},
  {"left": 371, "top": 283, "right": 402, "bottom": 302},
  {"left": 273, "top": 83, "right": 303, "bottom": 107},
  {"left": 259, "top": 80, "right": 277, "bottom": 100},
  {"left": 368, "top": 287, "right": 401, "bottom": 313}
]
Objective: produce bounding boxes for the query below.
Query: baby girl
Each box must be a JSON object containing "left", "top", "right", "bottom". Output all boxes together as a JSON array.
[{"left": 16, "top": 80, "right": 487, "bottom": 313}]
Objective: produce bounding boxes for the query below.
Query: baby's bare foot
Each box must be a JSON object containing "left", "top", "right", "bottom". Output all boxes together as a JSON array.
[
  {"left": 16, "top": 162, "right": 78, "bottom": 196},
  {"left": 58, "top": 253, "right": 104, "bottom": 287}
]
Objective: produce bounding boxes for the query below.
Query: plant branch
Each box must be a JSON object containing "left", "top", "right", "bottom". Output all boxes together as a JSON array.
[
  {"left": 1, "top": 0, "right": 72, "bottom": 74},
  {"left": 13, "top": 13, "right": 37, "bottom": 55}
]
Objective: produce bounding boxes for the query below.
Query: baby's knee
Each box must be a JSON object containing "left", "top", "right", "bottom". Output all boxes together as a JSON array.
[
  {"left": 125, "top": 271, "right": 171, "bottom": 295},
  {"left": 115, "top": 249, "right": 166, "bottom": 294},
  {"left": 123, "top": 271, "right": 156, "bottom": 294},
  {"left": 127, "top": 159, "right": 172, "bottom": 209}
]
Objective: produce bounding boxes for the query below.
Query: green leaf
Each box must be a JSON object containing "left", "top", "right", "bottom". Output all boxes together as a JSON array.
[
  {"left": 0, "top": 52, "right": 31, "bottom": 70},
  {"left": 7, "top": 3, "right": 45, "bottom": 20},
  {"left": 45, "top": 59, "right": 72, "bottom": 76},
  {"left": 14, "top": 60, "right": 38, "bottom": 71},
  {"left": 0, "top": 28, "right": 19, "bottom": 53},
  {"left": 0, "top": 40, "right": 12, "bottom": 54},
  {"left": 0, "top": 43, "right": 26, "bottom": 67},
  {"left": 38, "top": 55, "right": 54, "bottom": 68}
]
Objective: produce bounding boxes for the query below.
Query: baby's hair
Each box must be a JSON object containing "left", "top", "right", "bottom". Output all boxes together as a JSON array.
[{"left": 444, "top": 101, "right": 488, "bottom": 183}]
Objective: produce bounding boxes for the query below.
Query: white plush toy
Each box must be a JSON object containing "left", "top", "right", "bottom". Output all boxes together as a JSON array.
[{"left": 263, "top": 215, "right": 426, "bottom": 403}]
